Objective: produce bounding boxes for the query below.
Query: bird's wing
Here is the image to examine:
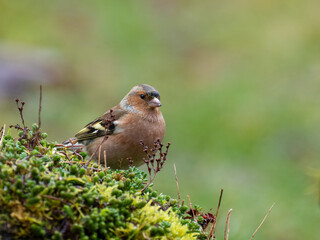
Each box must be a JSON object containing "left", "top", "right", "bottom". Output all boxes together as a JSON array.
[{"left": 75, "top": 107, "right": 126, "bottom": 141}]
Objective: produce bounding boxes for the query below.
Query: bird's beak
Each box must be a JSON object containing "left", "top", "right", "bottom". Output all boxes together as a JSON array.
[{"left": 149, "top": 97, "right": 162, "bottom": 107}]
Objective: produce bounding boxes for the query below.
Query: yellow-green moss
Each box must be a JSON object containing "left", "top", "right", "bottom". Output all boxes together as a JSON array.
[{"left": 0, "top": 126, "right": 206, "bottom": 240}]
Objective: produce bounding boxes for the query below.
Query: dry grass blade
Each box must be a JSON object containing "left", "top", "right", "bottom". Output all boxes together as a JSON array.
[
  {"left": 250, "top": 203, "right": 275, "bottom": 240},
  {"left": 173, "top": 163, "right": 181, "bottom": 207},
  {"left": 224, "top": 209, "right": 232, "bottom": 240},
  {"left": 0, "top": 124, "right": 6, "bottom": 147}
]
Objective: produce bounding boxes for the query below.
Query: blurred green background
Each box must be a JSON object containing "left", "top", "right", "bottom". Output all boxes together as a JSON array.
[{"left": 1, "top": 0, "right": 319, "bottom": 239}]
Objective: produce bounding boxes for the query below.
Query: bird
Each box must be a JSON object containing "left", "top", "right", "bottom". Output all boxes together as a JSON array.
[{"left": 69, "top": 84, "right": 165, "bottom": 169}]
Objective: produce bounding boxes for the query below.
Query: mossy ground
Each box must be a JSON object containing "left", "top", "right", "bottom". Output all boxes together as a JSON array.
[{"left": 0, "top": 124, "right": 212, "bottom": 240}]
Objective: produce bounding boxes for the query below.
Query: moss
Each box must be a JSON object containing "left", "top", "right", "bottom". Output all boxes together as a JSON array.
[{"left": 0, "top": 125, "right": 209, "bottom": 240}]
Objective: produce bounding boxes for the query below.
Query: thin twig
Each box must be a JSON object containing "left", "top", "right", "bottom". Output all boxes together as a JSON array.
[
  {"left": 0, "top": 124, "right": 5, "bottom": 147},
  {"left": 173, "top": 163, "right": 181, "bottom": 207},
  {"left": 55, "top": 143, "right": 85, "bottom": 149},
  {"left": 209, "top": 189, "right": 224, "bottom": 238},
  {"left": 68, "top": 138, "right": 84, "bottom": 162},
  {"left": 187, "top": 195, "right": 196, "bottom": 222},
  {"left": 15, "top": 99, "right": 25, "bottom": 127},
  {"left": 38, "top": 85, "right": 42, "bottom": 128},
  {"left": 250, "top": 203, "right": 275, "bottom": 240},
  {"left": 104, "top": 150, "right": 107, "bottom": 169},
  {"left": 84, "top": 135, "right": 108, "bottom": 168},
  {"left": 224, "top": 209, "right": 232, "bottom": 240},
  {"left": 140, "top": 171, "right": 157, "bottom": 193},
  {"left": 74, "top": 151, "right": 84, "bottom": 162},
  {"left": 98, "top": 145, "right": 101, "bottom": 171},
  {"left": 59, "top": 151, "right": 71, "bottom": 161},
  {"left": 216, "top": 189, "right": 223, "bottom": 219}
]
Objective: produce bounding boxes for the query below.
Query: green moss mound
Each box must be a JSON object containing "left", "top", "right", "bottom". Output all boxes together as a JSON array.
[{"left": 0, "top": 125, "right": 208, "bottom": 240}]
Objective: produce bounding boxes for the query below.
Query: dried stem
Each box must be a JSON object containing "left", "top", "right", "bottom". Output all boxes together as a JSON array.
[
  {"left": 73, "top": 151, "right": 83, "bottom": 162},
  {"left": 173, "top": 163, "right": 181, "bottom": 207},
  {"left": 250, "top": 203, "right": 275, "bottom": 240},
  {"left": 209, "top": 189, "right": 223, "bottom": 238},
  {"left": 15, "top": 98, "right": 25, "bottom": 127},
  {"left": 104, "top": 150, "right": 107, "bottom": 169},
  {"left": 38, "top": 85, "right": 42, "bottom": 128},
  {"left": 84, "top": 135, "right": 109, "bottom": 168},
  {"left": 0, "top": 124, "right": 5, "bottom": 148},
  {"left": 140, "top": 171, "right": 157, "bottom": 193},
  {"left": 224, "top": 209, "right": 232, "bottom": 240},
  {"left": 59, "top": 151, "right": 71, "bottom": 162},
  {"left": 31, "top": 85, "right": 43, "bottom": 147},
  {"left": 68, "top": 138, "right": 84, "bottom": 162},
  {"left": 140, "top": 139, "right": 171, "bottom": 193},
  {"left": 55, "top": 143, "right": 85, "bottom": 149},
  {"left": 98, "top": 145, "right": 101, "bottom": 171},
  {"left": 187, "top": 195, "right": 196, "bottom": 222}
]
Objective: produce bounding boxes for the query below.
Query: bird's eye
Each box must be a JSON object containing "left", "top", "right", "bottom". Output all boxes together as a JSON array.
[{"left": 140, "top": 94, "right": 146, "bottom": 99}]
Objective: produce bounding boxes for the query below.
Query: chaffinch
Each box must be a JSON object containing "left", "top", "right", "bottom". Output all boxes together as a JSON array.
[{"left": 71, "top": 84, "right": 165, "bottom": 169}]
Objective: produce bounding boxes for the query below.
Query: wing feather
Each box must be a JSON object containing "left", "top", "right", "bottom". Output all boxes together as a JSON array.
[{"left": 75, "top": 107, "right": 126, "bottom": 141}]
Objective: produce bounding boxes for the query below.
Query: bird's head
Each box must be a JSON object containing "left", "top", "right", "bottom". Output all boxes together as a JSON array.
[{"left": 121, "top": 84, "right": 162, "bottom": 113}]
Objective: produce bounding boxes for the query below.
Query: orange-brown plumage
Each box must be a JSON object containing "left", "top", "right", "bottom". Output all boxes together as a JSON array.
[{"left": 73, "top": 84, "right": 165, "bottom": 169}]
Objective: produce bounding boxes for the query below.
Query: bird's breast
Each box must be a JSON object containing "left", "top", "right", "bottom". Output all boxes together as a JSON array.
[{"left": 118, "top": 112, "right": 165, "bottom": 146}]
